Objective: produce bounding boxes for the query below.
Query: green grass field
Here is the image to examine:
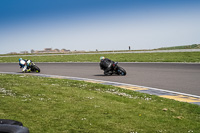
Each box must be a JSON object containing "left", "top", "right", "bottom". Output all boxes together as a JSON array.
[
  {"left": 157, "top": 44, "right": 200, "bottom": 50},
  {"left": 0, "top": 74, "right": 200, "bottom": 133},
  {"left": 0, "top": 52, "right": 200, "bottom": 63}
]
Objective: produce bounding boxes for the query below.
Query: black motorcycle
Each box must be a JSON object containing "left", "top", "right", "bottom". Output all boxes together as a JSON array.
[
  {"left": 29, "top": 62, "right": 40, "bottom": 73},
  {"left": 27, "top": 62, "right": 40, "bottom": 73},
  {"left": 22, "top": 62, "right": 40, "bottom": 73},
  {"left": 104, "top": 62, "right": 126, "bottom": 76}
]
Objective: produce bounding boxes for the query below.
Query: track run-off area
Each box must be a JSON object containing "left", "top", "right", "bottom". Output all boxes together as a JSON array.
[{"left": 0, "top": 62, "right": 200, "bottom": 105}]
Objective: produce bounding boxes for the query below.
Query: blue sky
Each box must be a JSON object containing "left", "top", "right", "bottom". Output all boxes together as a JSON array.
[{"left": 0, "top": 0, "right": 200, "bottom": 54}]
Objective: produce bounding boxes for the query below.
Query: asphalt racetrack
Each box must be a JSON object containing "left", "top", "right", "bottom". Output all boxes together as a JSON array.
[{"left": 0, "top": 62, "right": 200, "bottom": 96}]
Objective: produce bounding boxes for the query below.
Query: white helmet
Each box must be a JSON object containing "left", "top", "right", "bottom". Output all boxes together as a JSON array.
[{"left": 100, "top": 56, "right": 105, "bottom": 60}]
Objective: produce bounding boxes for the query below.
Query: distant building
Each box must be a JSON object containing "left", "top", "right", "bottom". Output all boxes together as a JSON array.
[
  {"left": 44, "top": 48, "right": 52, "bottom": 51},
  {"left": 8, "top": 52, "right": 18, "bottom": 54},
  {"left": 31, "top": 48, "right": 70, "bottom": 54},
  {"left": 33, "top": 50, "right": 45, "bottom": 53},
  {"left": 54, "top": 49, "right": 60, "bottom": 53},
  {"left": 7, "top": 48, "right": 87, "bottom": 54},
  {"left": 20, "top": 51, "right": 29, "bottom": 54},
  {"left": 61, "top": 49, "right": 70, "bottom": 53}
]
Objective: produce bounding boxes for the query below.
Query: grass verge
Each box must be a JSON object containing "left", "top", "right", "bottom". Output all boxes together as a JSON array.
[
  {"left": 0, "top": 52, "right": 200, "bottom": 63},
  {"left": 0, "top": 74, "right": 200, "bottom": 132}
]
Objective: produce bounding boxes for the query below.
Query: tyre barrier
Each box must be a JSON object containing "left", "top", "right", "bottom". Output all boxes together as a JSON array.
[
  {"left": 0, "top": 119, "right": 29, "bottom": 133},
  {"left": 0, "top": 119, "right": 23, "bottom": 126}
]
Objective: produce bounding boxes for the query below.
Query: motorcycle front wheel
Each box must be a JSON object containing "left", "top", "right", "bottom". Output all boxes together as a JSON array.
[
  {"left": 117, "top": 67, "right": 126, "bottom": 76},
  {"left": 32, "top": 65, "right": 40, "bottom": 73}
]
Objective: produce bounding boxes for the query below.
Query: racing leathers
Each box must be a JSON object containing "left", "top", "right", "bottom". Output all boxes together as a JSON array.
[
  {"left": 19, "top": 59, "right": 32, "bottom": 72},
  {"left": 100, "top": 58, "right": 115, "bottom": 75}
]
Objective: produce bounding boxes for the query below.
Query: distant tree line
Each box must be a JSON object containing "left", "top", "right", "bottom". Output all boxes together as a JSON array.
[{"left": 157, "top": 44, "right": 200, "bottom": 50}]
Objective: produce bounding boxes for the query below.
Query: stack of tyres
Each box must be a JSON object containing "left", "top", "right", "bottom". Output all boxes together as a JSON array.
[{"left": 0, "top": 119, "right": 29, "bottom": 133}]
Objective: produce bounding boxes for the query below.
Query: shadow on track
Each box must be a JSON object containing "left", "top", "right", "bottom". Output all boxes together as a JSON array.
[{"left": 93, "top": 74, "right": 123, "bottom": 76}]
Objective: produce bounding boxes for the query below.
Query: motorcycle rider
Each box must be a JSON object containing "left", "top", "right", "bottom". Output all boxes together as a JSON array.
[
  {"left": 99, "top": 56, "right": 115, "bottom": 75},
  {"left": 19, "top": 58, "right": 32, "bottom": 72}
]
